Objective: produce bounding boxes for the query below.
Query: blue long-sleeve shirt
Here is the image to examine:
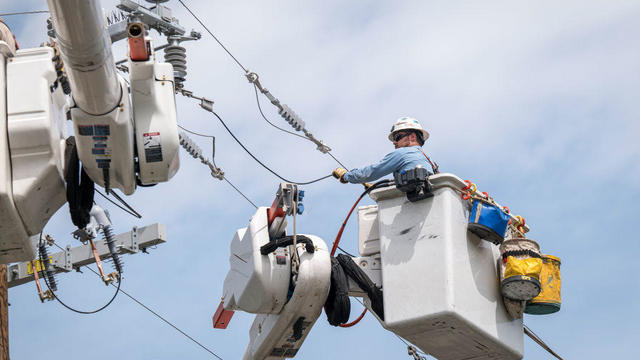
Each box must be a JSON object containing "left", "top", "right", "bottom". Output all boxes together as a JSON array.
[{"left": 343, "top": 146, "right": 432, "bottom": 183}]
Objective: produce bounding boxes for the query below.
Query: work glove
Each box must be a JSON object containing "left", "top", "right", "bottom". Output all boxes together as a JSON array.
[
  {"left": 332, "top": 167, "right": 348, "bottom": 183},
  {"left": 363, "top": 182, "right": 373, "bottom": 190}
]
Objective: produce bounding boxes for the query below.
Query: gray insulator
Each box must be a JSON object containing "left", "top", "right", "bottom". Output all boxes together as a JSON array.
[
  {"left": 38, "top": 242, "right": 58, "bottom": 291},
  {"left": 279, "top": 104, "right": 306, "bottom": 131},
  {"left": 164, "top": 44, "right": 187, "bottom": 89},
  {"left": 103, "top": 225, "right": 123, "bottom": 273},
  {"left": 179, "top": 133, "right": 202, "bottom": 159}
]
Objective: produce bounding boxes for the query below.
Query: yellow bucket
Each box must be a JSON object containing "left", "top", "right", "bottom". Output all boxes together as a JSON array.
[{"left": 525, "top": 255, "right": 561, "bottom": 315}]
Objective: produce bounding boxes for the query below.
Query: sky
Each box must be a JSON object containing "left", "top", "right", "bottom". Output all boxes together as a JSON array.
[{"left": 2, "top": 0, "right": 640, "bottom": 359}]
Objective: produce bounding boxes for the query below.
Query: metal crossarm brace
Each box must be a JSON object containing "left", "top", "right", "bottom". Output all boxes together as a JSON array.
[{"left": 7, "top": 223, "right": 166, "bottom": 288}]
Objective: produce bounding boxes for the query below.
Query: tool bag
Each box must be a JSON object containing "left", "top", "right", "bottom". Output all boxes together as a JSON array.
[
  {"left": 499, "top": 239, "right": 542, "bottom": 301},
  {"left": 467, "top": 198, "right": 510, "bottom": 244},
  {"left": 394, "top": 166, "right": 432, "bottom": 202},
  {"left": 525, "top": 254, "right": 562, "bottom": 315}
]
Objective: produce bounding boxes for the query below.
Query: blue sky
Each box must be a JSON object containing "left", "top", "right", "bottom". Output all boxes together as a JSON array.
[{"left": 3, "top": 1, "right": 639, "bottom": 359}]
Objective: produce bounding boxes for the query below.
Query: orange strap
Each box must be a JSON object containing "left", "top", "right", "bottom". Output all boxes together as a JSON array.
[{"left": 417, "top": 148, "right": 439, "bottom": 174}]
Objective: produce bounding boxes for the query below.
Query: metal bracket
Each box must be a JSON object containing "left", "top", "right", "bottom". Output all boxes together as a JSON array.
[
  {"left": 121, "top": 226, "right": 140, "bottom": 253},
  {"left": 52, "top": 245, "right": 73, "bottom": 272},
  {"left": 117, "top": 0, "right": 186, "bottom": 37}
]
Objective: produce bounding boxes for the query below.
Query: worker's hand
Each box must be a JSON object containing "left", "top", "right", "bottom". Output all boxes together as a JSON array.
[
  {"left": 332, "top": 167, "right": 348, "bottom": 184},
  {"left": 363, "top": 182, "right": 373, "bottom": 190}
]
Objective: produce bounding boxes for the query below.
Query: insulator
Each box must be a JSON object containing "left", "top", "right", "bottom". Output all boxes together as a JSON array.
[
  {"left": 38, "top": 242, "right": 58, "bottom": 292},
  {"left": 164, "top": 44, "right": 187, "bottom": 89},
  {"left": 279, "top": 104, "right": 306, "bottom": 131},
  {"left": 103, "top": 225, "right": 123, "bottom": 273},
  {"left": 179, "top": 133, "right": 202, "bottom": 159}
]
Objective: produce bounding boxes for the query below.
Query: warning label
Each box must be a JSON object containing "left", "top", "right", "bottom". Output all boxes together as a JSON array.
[{"left": 143, "top": 132, "right": 163, "bottom": 163}]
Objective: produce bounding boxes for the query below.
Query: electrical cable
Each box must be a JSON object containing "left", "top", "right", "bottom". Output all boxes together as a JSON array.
[
  {"left": 353, "top": 297, "right": 433, "bottom": 359},
  {"left": 524, "top": 324, "right": 563, "bottom": 360},
  {"left": 39, "top": 232, "right": 122, "bottom": 314},
  {"left": 95, "top": 188, "right": 141, "bottom": 218},
  {"left": 210, "top": 110, "right": 333, "bottom": 185},
  {"left": 0, "top": 10, "right": 49, "bottom": 16},
  {"left": 222, "top": 177, "right": 258, "bottom": 209},
  {"left": 83, "top": 266, "right": 224, "bottom": 360},
  {"left": 176, "top": 0, "right": 247, "bottom": 73},
  {"left": 108, "top": 189, "right": 143, "bottom": 218},
  {"left": 177, "top": 0, "right": 348, "bottom": 169},
  {"left": 48, "top": 239, "right": 224, "bottom": 358},
  {"left": 253, "top": 85, "right": 348, "bottom": 169},
  {"left": 253, "top": 84, "right": 308, "bottom": 141},
  {"left": 177, "top": 124, "right": 258, "bottom": 209}
]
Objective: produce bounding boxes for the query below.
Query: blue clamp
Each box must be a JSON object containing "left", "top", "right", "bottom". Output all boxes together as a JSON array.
[{"left": 297, "top": 203, "right": 304, "bottom": 215}]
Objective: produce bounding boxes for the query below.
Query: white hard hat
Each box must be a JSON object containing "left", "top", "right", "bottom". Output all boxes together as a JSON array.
[{"left": 388, "top": 117, "right": 430, "bottom": 142}]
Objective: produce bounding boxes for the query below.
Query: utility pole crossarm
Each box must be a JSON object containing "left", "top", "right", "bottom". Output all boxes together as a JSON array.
[{"left": 6, "top": 223, "right": 166, "bottom": 288}]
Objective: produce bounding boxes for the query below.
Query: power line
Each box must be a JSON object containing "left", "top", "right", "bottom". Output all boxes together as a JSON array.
[
  {"left": 95, "top": 188, "right": 141, "bottom": 218},
  {"left": 176, "top": 0, "right": 247, "bottom": 73},
  {"left": 0, "top": 10, "right": 49, "bottom": 16},
  {"left": 222, "top": 176, "right": 258, "bottom": 209},
  {"left": 353, "top": 296, "right": 433, "bottom": 359},
  {"left": 83, "top": 266, "right": 224, "bottom": 359},
  {"left": 210, "top": 110, "right": 332, "bottom": 185},
  {"left": 177, "top": 124, "right": 258, "bottom": 209},
  {"left": 177, "top": 1, "right": 348, "bottom": 169},
  {"left": 253, "top": 84, "right": 348, "bottom": 168},
  {"left": 40, "top": 234, "right": 122, "bottom": 314},
  {"left": 253, "top": 85, "right": 308, "bottom": 141}
]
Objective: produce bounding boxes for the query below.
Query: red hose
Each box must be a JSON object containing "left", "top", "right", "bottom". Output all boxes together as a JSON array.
[
  {"left": 330, "top": 180, "right": 393, "bottom": 327},
  {"left": 330, "top": 193, "right": 366, "bottom": 256},
  {"left": 339, "top": 308, "right": 367, "bottom": 328}
]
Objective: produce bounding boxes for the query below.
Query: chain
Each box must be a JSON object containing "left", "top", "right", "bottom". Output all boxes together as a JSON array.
[
  {"left": 290, "top": 196, "right": 301, "bottom": 283},
  {"left": 407, "top": 346, "right": 427, "bottom": 360}
]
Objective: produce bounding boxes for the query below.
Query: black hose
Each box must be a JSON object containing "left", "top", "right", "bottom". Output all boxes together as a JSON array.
[
  {"left": 260, "top": 235, "right": 315, "bottom": 255},
  {"left": 64, "top": 137, "right": 94, "bottom": 228},
  {"left": 337, "top": 254, "right": 384, "bottom": 321},
  {"left": 324, "top": 257, "right": 351, "bottom": 326}
]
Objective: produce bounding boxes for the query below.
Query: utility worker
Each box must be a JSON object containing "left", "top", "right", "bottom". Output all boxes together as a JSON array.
[{"left": 332, "top": 117, "right": 438, "bottom": 184}]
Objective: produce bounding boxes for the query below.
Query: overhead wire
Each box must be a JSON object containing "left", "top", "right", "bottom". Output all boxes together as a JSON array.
[
  {"left": 210, "top": 110, "right": 333, "bottom": 185},
  {"left": 107, "top": 189, "right": 142, "bottom": 218},
  {"left": 524, "top": 324, "right": 563, "bottom": 360},
  {"left": 0, "top": 10, "right": 49, "bottom": 16},
  {"left": 83, "top": 265, "right": 225, "bottom": 359},
  {"left": 176, "top": 0, "right": 247, "bottom": 73},
  {"left": 95, "top": 188, "right": 141, "bottom": 218},
  {"left": 47, "top": 238, "right": 224, "bottom": 358},
  {"left": 253, "top": 85, "right": 348, "bottom": 169},
  {"left": 177, "top": 124, "right": 258, "bottom": 209},
  {"left": 40, "top": 233, "right": 122, "bottom": 314},
  {"left": 352, "top": 297, "right": 432, "bottom": 359},
  {"left": 177, "top": 0, "right": 348, "bottom": 170}
]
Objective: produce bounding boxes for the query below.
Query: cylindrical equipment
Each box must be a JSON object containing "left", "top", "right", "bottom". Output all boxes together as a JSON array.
[
  {"left": 46, "top": 0, "right": 121, "bottom": 115},
  {"left": 499, "top": 238, "right": 542, "bottom": 301},
  {"left": 127, "top": 22, "right": 149, "bottom": 62},
  {"left": 525, "top": 255, "right": 561, "bottom": 315}
]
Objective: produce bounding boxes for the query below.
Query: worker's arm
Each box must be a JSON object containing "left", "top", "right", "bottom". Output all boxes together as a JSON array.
[{"left": 342, "top": 149, "right": 404, "bottom": 183}]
